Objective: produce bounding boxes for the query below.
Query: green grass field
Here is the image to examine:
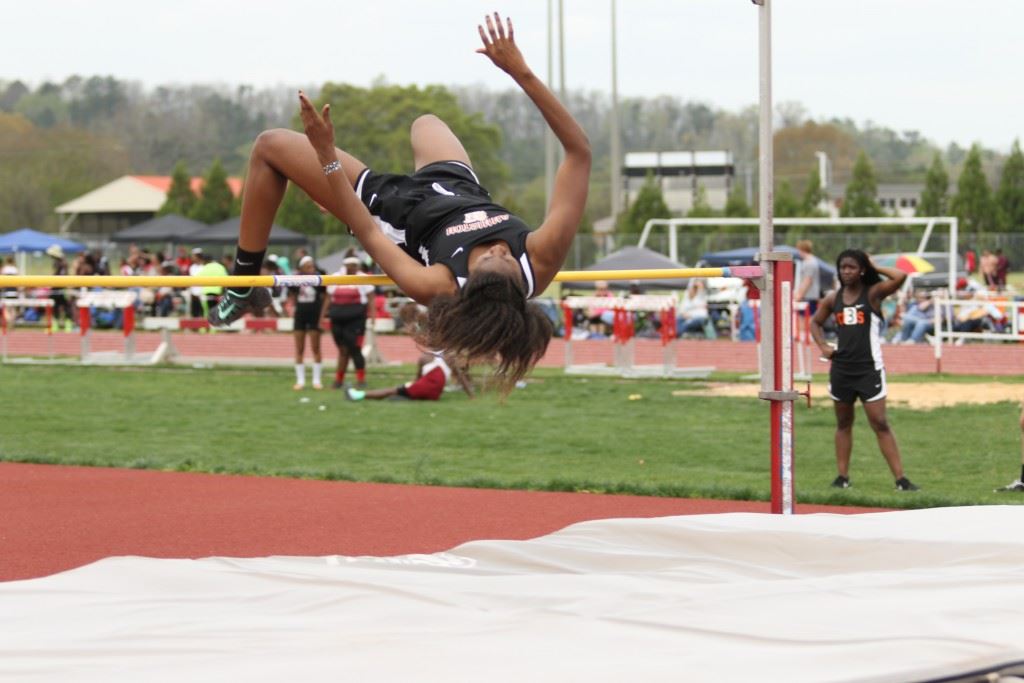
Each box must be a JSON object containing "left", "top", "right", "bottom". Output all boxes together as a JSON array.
[{"left": 1, "top": 363, "right": 1021, "bottom": 510}]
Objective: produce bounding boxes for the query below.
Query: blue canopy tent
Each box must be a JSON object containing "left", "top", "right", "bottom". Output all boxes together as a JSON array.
[
  {"left": 698, "top": 245, "right": 836, "bottom": 292},
  {"left": 0, "top": 228, "right": 87, "bottom": 276},
  {"left": 0, "top": 228, "right": 86, "bottom": 254}
]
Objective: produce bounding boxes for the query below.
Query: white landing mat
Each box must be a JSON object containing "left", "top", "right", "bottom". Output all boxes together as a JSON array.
[{"left": 3, "top": 506, "right": 1024, "bottom": 682}]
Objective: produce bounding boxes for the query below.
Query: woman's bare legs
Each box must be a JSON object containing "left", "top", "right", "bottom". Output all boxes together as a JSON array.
[
  {"left": 310, "top": 330, "right": 322, "bottom": 364},
  {"left": 238, "top": 128, "right": 368, "bottom": 252},
  {"left": 293, "top": 329, "right": 307, "bottom": 388},
  {"left": 410, "top": 115, "right": 473, "bottom": 172},
  {"left": 293, "top": 329, "right": 307, "bottom": 364},
  {"left": 862, "top": 398, "right": 906, "bottom": 479},
  {"left": 833, "top": 401, "right": 855, "bottom": 478},
  {"left": 238, "top": 116, "right": 471, "bottom": 253}
]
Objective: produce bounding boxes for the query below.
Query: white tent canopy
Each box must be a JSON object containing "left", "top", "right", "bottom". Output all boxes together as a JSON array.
[{"left": 55, "top": 176, "right": 168, "bottom": 215}]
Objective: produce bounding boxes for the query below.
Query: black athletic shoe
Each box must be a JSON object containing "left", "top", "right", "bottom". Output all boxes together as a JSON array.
[
  {"left": 830, "top": 475, "right": 850, "bottom": 489},
  {"left": 208, "top": 287, "right": 272, "bottom": 327},
  {"left": 995, "top": 479, "right": 1024, "bottom": 493},
  {"left": 895, "top": 476, "right": 920, "bottom": 492},
  {"left": 332, "top": 380, "right": 345, "bottom": 390}
]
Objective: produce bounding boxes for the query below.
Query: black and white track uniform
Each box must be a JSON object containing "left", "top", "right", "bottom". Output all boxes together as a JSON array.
[
  {"left": 289, "top": 270, "right": 326, "bottom": 331},
  {"left": 827, "top": 285, "right": 887, "bottom": 403},
  {"left": 354, "top": 160, "right": 538, "bottom": 297}
]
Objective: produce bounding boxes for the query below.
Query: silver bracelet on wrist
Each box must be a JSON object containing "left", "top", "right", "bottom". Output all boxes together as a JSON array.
[{"left": 323, "top": 160, "right": 342, "bottom": 176}]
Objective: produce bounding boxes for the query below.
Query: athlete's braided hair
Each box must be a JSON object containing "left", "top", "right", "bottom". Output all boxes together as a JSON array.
[{"left": 418, "top": 270, "right": 553, "bottom": 395}]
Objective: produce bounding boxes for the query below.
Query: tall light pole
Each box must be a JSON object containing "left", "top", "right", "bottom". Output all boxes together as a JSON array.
[
  {"left": 610, "top": 0, "right": 622, "bottom": 219},
  {"left": 544, "top": 0, "right": 556, "bottom": 210},
  {"left": 558, "top": 0, "right": 567, "bottom": 120}
]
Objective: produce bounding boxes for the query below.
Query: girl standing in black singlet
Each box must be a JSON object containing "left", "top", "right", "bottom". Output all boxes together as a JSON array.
[
  {"left": 811, "top": 249, "right": 919, "bottom": 492},
  {"left": 210, "top": 13, "right": 591, "bottom": 393}
]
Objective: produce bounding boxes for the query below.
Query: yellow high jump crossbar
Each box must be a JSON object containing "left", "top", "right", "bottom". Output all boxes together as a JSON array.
[{"left": 0, "top": 266, "right": 763, "bottom": 289}]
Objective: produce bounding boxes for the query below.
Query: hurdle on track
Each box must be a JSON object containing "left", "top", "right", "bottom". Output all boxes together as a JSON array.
[
  {"left": 560, "top": 293, "right": 714, "bottom": 379},
  {"left": 1, "top": 298, "right": 56, "bottom": 361}
]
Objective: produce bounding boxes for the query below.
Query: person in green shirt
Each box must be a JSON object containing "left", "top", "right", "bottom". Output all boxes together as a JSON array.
[{"left": 197, "top": 254, "right": 230, "bottom": 324}]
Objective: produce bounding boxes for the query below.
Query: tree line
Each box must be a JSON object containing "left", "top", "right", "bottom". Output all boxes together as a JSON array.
[
  {"left": 619, "top": 141, "right": 1024, "bottom": 236},
  {"left": 1, "top": 75, "right": 1020, "bottom": 237}
]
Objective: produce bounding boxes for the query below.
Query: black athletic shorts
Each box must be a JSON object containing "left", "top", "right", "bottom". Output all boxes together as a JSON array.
[
  {"left": 354, "top": 160, "right": 489, "bottom": 248},
  {"left": 329, "top": 305, "right": 367, "bottom": 350},
  {"left": 293, "top": 305, "right": 322, "bottom": 332},
  {"left": 828, "top": 364, "right": 887, "bottom": 403}
]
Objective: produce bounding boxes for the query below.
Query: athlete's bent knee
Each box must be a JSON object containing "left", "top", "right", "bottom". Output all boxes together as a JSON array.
[
  {"left": 411, "top": 114, "right": 444, "bottom": 135},
  {"left": 252, "top": 128, "right": 292, "bottom": 160}
]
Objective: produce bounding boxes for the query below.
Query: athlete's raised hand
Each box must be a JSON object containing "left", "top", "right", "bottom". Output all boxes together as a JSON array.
[
  {"left": 298, "top": 90, "right": 335, "bottom": 164},
  {"left": 476, "top": 12, "right": 528, "bottom": 78}
]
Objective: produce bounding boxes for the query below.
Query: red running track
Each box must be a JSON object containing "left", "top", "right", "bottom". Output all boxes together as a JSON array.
[
  {"left": 3, "top": 329, "right": 1021, "bottom": 375},
  {"left": 0, "top": 462, "right": 886, "bottom": 582}
]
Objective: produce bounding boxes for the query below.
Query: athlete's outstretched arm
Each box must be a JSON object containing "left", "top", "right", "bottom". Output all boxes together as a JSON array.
[
  {"left": 298, "top": 92, "right": 454, "bottom": 304},
  {"left": 476, "top": 12, "right": 591, "bottom": 289}
]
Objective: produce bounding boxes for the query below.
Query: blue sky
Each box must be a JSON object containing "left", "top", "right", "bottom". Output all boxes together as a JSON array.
[{"left": 6, "top": 0, "right": 1022, "bottom": 151}]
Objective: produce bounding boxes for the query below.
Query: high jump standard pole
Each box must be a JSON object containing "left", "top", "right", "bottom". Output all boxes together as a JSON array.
[{"left": 752, "top": 0, "right": 796, "bottom": 514}]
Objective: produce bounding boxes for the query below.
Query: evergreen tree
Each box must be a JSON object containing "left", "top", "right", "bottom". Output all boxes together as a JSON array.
[
  {"left": 916, "top": 152, "right": 949, "bottom": 217},
  {"left": 157, "top": 160, "right": 197, "bottom": 217},
  {"left": 724, "top": 185, "right": 753, "bottom": 218},
  {"left": 687, "top": 183, "right": 715, "bottom": 218},
  {"left": 189, "top": 158, "right": 234, "bottom": 224},
  {"left": 951, "top": 144, "right": 995, "bottom": 232},
  {"left": 800, "top": 166, "right": 827, "bottom": 216},
  {"left": 276, "top": 183, "right": 326, "bottom": 234},
  {"left": 840, "top": 151, "right": 882, "bottom": 217},
  {"left": 995, "top": 139, "right": 1024, "bottom": 231},
  {"left": 617, "top": 173, "right": 670, "bottom": 234},
  {"left": 774, "top": 180, "right": 802, "bottom": 217}
]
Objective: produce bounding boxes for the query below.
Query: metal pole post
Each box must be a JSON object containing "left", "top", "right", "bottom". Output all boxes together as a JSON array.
[
  {"left": 558, "top": 0, "right": 567, "bottom": 151},
  {"left": 610, "top": 0, "right": 622, "bottom": 219},
  {"left": 753, "top": 0, "right": 795, "bottom": 514},
  {"left": 772, "top": 259, "right": 795, "bottom": 513},
  {"left": 756, "top": 0, "right": 774, "bottom": 394},
  {"left": 544, "top": 0, "right": 556, "bottom": 210}
]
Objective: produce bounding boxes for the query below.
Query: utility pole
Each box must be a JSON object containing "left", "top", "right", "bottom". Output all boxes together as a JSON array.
[
  {"left": 544, "top": 0, "right": 556, "bottom": 210},
  {"left": 609, "top": 0, "right": 622, "bottom": 219}
]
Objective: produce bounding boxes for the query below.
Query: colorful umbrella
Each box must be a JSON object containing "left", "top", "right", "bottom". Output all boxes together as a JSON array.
[{"left": 876, "top": 253, "right": 935, "bottom": 274}]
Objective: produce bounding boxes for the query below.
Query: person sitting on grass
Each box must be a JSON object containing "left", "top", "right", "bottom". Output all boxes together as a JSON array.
[{"left": 345, "top": 352, "right": 473, "bottom": 402}]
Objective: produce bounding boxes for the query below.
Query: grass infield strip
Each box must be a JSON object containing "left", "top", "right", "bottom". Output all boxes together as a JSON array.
[{"left": 1, "top": 364, "right": 1021, "bottom": 510}]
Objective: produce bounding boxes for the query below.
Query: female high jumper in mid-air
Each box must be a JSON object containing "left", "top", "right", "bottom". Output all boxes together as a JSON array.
[{"left": 209, "top": 12, "right": 591, "bottom": 392}]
